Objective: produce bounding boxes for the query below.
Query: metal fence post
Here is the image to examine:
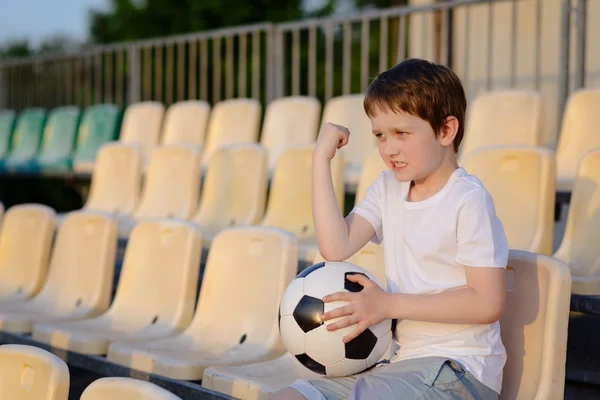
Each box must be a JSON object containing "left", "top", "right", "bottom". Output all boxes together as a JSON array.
[
  {"left": 574, "top": 0, "right": 587, "bottom": 91},
  {"left": 557, "top": 0, "right": 572, "bottom": 129},
  {"left": 127, "top": 45, "right": 141, "bottom": 104}
]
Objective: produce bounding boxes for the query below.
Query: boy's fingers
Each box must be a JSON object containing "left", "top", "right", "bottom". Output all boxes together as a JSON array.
[
  {"left": 323, "top": 292, "right": 352, "bottom": 303},
  {"left": 322, "top": 304, "right": 353, "bottom": 322},
  {"left": 326, "top": 315, "right": 357, "bottom": 332},
  {"left": 343, "top": 324, "right": 366, "bottom": 344},
  {"left": 346, "top": 273, "right": 372, "bottom": 287}
]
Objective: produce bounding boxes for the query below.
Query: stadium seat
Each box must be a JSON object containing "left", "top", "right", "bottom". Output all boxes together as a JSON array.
[
  {"left": 81, "top": 377, "right": 182, "bottom": 400},
  {"left": 106, "top": 226, "right": 298, "bottom": 380},
  {"left": 117, "top": 144, "right": 201, "bottom": 237},
  {"left": 0, "top": 211, "right": 117, "bottom": 334},
  {"left": 260, "top": 96, "right": 321, "bottom": 173},
  {"left": 192, "top": 143, "right": 268, "bottom": 246},
  {"left": 260, "top": 145, "right": 344, "bottom": 261},
  {"left": 554, "top": 149, "right": 600, "bottom": 295},
  {"left": 119, "top": 101, "right": 165, "bottom": 165},
  {"left": 458, "top": 90, "right": 542, "bottom": 162},
  {"left": 461, "top": 146, "right": 555, "bottom": 255},
  {"left": 161, "top": 100, "right": 211, "bottom": 149},
  {"left": 201, "top": 98, "right": 261, "bottom": 167},
  {"left": 0, "top": 108, "right": 47, "bottom": 171},
  {"left": 321, "top": 94, "right": 377, "bottom": 190},
  {"left": 0, "top": 344, "right": 69, "bottom": 400},
  {"left": 72, "top": 104, "right": 122, "bottom": 173},
  {"left": 555, "top": 89, "right": 600, "bottom": 192},
  {"left": 0, "top": 109, "right": 16, "bottom": 159},
  {"left": 0, "top": 204, "right": 56, "bottom": 304},
  {"left": 354, "top": 148, "right": 387, "bottom": 204},
  {"left": 31, "top": 219, "right": 203, "bottom": 355}
]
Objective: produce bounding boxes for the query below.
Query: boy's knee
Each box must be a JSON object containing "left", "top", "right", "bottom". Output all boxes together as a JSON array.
[{"left": 271, "top": 387, "right": 308, "bottom": 400}]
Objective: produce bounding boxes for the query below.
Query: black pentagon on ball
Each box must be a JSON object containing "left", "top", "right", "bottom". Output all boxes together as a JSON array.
[
  {"left": 293, "top": 295, "right": 324, "bottom": 332},
  {"left": 296, "top": 261, "right": 325, "bottom": 278},
  {"left": 296, "top": 353, "right": 326, "bottom": 375},
  {"left": 344, "top": 272, "right": 369, "bottom": 292},
  {"left": 345, "top": 328, "right": 378, "bottom": 359}
]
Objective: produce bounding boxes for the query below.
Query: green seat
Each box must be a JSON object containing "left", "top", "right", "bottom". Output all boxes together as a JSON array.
[
  {"left": 72, "top": 104, "right": 122, "bottom": 173},
  {"left": 0, "top": 110, "right": 16, "bottom": 160},
  {"left": 0, "top": 108, "right": 47, "bottom": 171}
]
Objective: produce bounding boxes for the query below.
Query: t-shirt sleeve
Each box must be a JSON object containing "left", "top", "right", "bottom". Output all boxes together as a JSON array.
[
  {"left": 456, "top": 188, "right": 509, "bottom": 268},
  {"left": 350, "top": 173, "right": 384, "bottom": 245}
]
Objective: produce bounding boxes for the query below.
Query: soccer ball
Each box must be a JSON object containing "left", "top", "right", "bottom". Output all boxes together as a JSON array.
[{"left": 278, "top": 261, "right": 393, "bottom": 377}]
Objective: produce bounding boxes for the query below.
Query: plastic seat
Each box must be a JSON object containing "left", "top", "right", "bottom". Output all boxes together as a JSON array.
[
  {"left": 0, "top": 204, "right": 56, "bottom": 304},
  {"left": 161, "top": 100, "right": 211, "bottom": 149},
  {"left": 0, "top": 344, "right": 69, "bottom": 400},
  {"left": 260, "top": 96, "right": 321, "bottom": 173},
  {"left": 0, "top": 211, "right": 117, "bottom": 334},
  {"left": 554, "top": 150, "right": 600, "bottom": 295},
  {"left": 201, "top": 98, "right": 261, "bottom": 167},
  {"left": 81, "top": 377, "right": 182, "bottom": 400},
  {"left": 260, "top": 145, "right": 344, "bottom": 261},
  {"left": 118, "top": 144, "right": 201, "bottom": 237},
  {"left": 32, "top": 219, "right": 203, "bottom": 355},
  {"left": 459, "top": 90, "right": 542, "bottom": 162},
  {"left": 321, "top": 94, "right": 377, "bottom": 190},
  {"left": 461, "top": 146, "right": 555, "bottom": 255},
  {"left": 354, "top": 148, "right": 387, "bottom": 205},
  {"left": 119, "top": 101, "right": 165, "bottom": 165},
  {"left": 0, "top": 110, "right": 16, "bottom": 159},
  {"left": 555, "top": 89, "right": 600, "bottom": 192},
  {"left": 0, "top": 108, "right": 47, "bottom": 171},
  {"left": 192, "top": 144, "right": 268, "bottom": 246},
  {"left": 72, "top": 104, "right": 122, "bottom": 173},
  {"left": 106, "top": 226, "right": 298, "bottom": 380}
]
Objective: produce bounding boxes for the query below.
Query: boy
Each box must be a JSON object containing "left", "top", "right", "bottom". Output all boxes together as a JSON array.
[{"left": 272, "top": 58, "right": 508, "bottom": 399}]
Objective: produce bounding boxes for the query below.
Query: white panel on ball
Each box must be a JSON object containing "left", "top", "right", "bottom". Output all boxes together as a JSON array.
[
  {"left": 303, "top": 266, "right": 347, "bottom": 300},
  {"left": 326, "top": 358, "right": 368, "bottom": 378},
  {"left": 278, "top": 278, "right": 306, "bottom": 316},
  {"left": 279, "top": 314, "right": 306, "bottom": 356},
  {"left": 304, "top": 324, "right": 346, "bottom": 367}
]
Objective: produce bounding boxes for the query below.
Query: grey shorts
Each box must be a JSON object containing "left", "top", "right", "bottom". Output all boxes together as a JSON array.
[{"left": 289, "top": 356, "right": 499, "bottom": 400}]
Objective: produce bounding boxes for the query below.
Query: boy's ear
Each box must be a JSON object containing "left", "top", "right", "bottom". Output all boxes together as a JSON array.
[{"left": 439, "top": 116, "right": 459, "bottom": 148}]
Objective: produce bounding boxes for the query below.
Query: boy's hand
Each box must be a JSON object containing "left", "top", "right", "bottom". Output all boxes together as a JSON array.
[
  {"left": 314, "top": 122, "right": 350, "bottom": 161},
  {"left": 321, "top": 273, "right": 390, "bottom": 343}
]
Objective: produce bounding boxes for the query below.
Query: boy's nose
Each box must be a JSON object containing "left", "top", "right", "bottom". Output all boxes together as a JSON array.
[{"left": 383, "top": 140, "right": 400, "bottom": 156}]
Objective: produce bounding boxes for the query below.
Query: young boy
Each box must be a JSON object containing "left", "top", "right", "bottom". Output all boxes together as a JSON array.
[{"left": 272, "top": 58, "right": 509, "bottom": 399}]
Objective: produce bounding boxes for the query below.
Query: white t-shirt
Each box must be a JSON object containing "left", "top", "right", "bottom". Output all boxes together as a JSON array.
[{"left": 351, "top": 167, "right": 509, "bottom": 395}]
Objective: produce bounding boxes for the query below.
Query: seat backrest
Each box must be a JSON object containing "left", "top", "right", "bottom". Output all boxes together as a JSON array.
[
  {"left": 119, "top": 101, "right": 165, "bottom": 163},
  {"left": 355, "top": 148, "right": 387, "bottom": 205},
  {"left": 201, "top": 98, "right": 261, "bottom": 166},
  {"left": 260, "top": 96, "right": 321, "bottom": 171},
  {"left": 134, "top": 144, "right": 200, "bottom": 220},
  {"left": 161, "top": 100, "right": 210, "bottom": 148},
  {"left": 0, "top": 110, "right": 16, "bottom": 158},
  {"left": 39, "top": 106, "right": 81, "bottom": 160},
  {"left": 193, "top": 143, "right": 268, "bottom": 230},
  {"left": 81, "top": 377, "right": 182, "bottom": 400},
  {"left": 189, "top": 226, "right": 297, "bottom": 350},
  {"left": 321, "top": 94, "right": 377, "bottom": 173},
  {"left": 461, "top": 146, "right": 555, "bottom": 255},
  {"left": 460, "top": 90, "right": 541, "bottom": 160},
  {"left": 0, "top": 344, "right": 69, "bottom": 400},
  {"left": 109, "top": 219, "right": 202, "bottom": 331},
  {"left": 72, "top": 104, "right": 122, "bottom": 165},
  {"left": 499, "top": 250, "right": 571, "bottom": 400},
  {"left": 34, "top": 211, "right": 118, "bottom": 315},
  {"left": 261, "top": 146, "right": 344, "bottom": 239},
  {"left": 554, "top": 149, "right": 600, "bottom": 277},
  {"left": 0, "top": 204, "right": 56, "bottom": 300},
  {"left": 556, "top": 89, "right": 600, "bottom": 185},
  {"left": 9, "top": 108, "right": 47, "bottom": 159},
  {"left": 84, "top": 143, "right": 142, "bottom": 215}
]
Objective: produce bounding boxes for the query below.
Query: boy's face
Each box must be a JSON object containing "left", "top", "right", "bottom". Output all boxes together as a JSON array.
[{"left": 370, "top": 107, "right": 448, "bottom": 183}]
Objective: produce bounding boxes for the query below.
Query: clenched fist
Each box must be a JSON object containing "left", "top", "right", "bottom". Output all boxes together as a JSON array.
[{"left": 314, "top": 122, "right": 350, "bottom": 161}]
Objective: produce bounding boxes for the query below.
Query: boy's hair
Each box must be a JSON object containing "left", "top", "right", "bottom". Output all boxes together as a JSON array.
[{"left": 363, "top": 58, "right": 467, "bottom": 153}]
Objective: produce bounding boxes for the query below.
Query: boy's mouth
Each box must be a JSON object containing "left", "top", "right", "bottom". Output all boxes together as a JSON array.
[{"left": 391, "top": 161, "right": 407, "bottom": 168}]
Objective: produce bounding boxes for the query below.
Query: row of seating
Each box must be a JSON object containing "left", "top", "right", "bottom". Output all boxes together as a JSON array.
[{"left": 1, "top": 88, "right": 599, "bottom": 192}]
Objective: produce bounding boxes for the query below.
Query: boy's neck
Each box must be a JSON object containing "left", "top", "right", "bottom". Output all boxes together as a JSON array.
[{"left": 407, "top": 155, "right": 459, "bottom": 203}]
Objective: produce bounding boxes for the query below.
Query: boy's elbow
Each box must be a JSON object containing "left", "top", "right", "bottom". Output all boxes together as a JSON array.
[
  {"left": 318, "top": 245, "right": 346, "bottom": 262},
  {"left": 480, "top": 299, "right": 505, "bottom": 324}
]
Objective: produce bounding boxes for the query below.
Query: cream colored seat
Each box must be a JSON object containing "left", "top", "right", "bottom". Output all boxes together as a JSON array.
[
  {"left": 81, "top": 377, "right": 182, "bottom": 400},
  {"left": 459, "top": 90, "right": 542, "bottom": 162},
  {"left": 0, "top": 344, "right": 69, "bottom": 400},
  {"left": 201, "top": 98, "right": 261, "bottom": 167},
  {"left": 31, "top": 219, "right": 203, "bottom": 355},
  {"left": 161, "top": 100, "right": 211, "bottom": 149},
  {"left": 192, "top": 144, "right": 268, "bottom": 246},
  {"left": 260, "top": 96, "right": 321, "bottom": 173},
  {"left": 0, "top": 211, "right": 117, "bottom": 334},
  {"left": 461, "top": 146, "right": 555, "bottom": 255},
  {"left": 555, "top": 89, "right": 600, "bottom": 192},
  {"left": 260, "top": 145, "right": 344, "bottom": 261},
  {"left": 106, "top": 226, "right": 298, "bottom": 380},
  {"left": 118, "top": 144, "right": 201, "bottom": 237},
  {"left": 354, "top": 148, "right": 387, "bottom": 205},
  {"left": 119, "top": 101, "right": 165, "bottom": 164},
  {"left": 554, "top": 149, "right": 600, "bottom": 295},
  {"left": 0, "top": 204, "right": 56, "bottom": 304},
  {"left": 321, "top": 94, "right": 376, "bottom": 190}
]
